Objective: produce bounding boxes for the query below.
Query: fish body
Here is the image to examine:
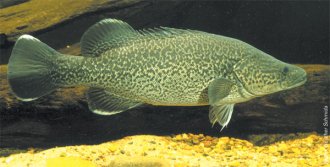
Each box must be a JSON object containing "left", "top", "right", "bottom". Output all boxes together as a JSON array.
[
  {"left": 56, "top": 29, "right": 253, "bottom": 106},
  {"left": 8, "top": 19, "right": 307, "bottom": 130}
]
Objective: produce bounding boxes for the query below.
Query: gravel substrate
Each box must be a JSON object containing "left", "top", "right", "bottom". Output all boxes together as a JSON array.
[{"left": 0, "top": 133, "right": 328, "bottom": 167}]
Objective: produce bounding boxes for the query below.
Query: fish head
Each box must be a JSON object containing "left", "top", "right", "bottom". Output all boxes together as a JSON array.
[{"left": 233, "top": 51, "right": 307, "bottom": 96}]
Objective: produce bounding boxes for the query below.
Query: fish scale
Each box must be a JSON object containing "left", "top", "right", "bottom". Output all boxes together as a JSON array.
[
  {"left": 7, "top": 18, "right": 307, "bottom": 129},
  {"left": 61, "top": 32, "right": 244, "bottom": 105}
]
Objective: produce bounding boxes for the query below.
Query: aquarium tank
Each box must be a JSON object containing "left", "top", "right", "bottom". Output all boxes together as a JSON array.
[{"left": 0, "top": 0, "right": 329, "bottom": 167}]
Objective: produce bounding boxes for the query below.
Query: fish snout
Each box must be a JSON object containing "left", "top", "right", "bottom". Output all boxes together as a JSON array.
[{"left": 282, "top": 66, "right": 307, "bottom": 89}]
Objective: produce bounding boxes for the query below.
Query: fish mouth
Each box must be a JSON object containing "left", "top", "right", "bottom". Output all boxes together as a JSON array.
[{"left": 284, "top": 74, "right": 307, "bottom": 90}]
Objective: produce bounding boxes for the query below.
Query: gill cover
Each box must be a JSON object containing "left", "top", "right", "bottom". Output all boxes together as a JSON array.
[{"left": 233, "top": 51, "right": 286, "bottom": 96}]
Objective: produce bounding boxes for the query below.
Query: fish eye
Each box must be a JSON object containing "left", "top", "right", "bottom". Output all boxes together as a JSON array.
[{"left": 283, "top": 66, "right": 289, "bottom": 73}]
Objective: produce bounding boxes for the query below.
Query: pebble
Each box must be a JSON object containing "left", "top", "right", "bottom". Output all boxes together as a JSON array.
[
  {"left": 174, "top": 135, "right": 183, "bottom": 141},
  {"left": 192, "top": 139, "right": 199, "bottom": 145},
  {"left": 229, "top": 161, "right": 241, "bottom": 167},
  {"left": 203, "top": 141, "right": 212, "bottom": 147},
  {"left": 182, "top": 133, "right": 188, "bottom": 140},
  {"left": 0, "top": 133, "right": 324, "bottom": 167},
  {"left": 108, "top": 145, "right": 117, "bottom": 152}
]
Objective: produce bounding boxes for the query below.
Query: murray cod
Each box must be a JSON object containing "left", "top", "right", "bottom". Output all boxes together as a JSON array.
[{"left": 8, "top": 19, "right": 307, "bottom": 130}]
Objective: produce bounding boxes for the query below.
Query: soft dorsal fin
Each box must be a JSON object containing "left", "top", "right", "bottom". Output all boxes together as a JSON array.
[{"left": 80, "top": 18, "right": 137, "bottom": 57}]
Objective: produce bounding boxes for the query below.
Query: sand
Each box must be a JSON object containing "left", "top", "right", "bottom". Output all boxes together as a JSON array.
[{"left": 0, "top": 133, "right": 328, "bottom": 167}]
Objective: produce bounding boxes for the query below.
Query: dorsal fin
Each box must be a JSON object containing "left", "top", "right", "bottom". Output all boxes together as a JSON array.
[
  {"left": 80, "top": 18, "right": 137, "bottom": 57},
  {"left": 81, "top": 18, "right": 199, "bottom": 57},
  {"left": 137, "top": 27, "right": 186, "bottom": 37},
  {"left": 137, "top": 27, "right": 197, "bottom": 40}
]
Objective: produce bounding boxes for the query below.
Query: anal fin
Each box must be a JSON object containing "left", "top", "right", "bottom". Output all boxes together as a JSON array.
[
  {"left": 87, "top": 88, "right": 142, "bottom": 115},
  {"left": 209, "top": 104, "right": 234, "bottom": 131}
]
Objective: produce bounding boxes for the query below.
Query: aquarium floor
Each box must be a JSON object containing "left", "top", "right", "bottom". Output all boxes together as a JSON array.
[{"left": 0, "top": 133, "right": 327, "bottom": 167}]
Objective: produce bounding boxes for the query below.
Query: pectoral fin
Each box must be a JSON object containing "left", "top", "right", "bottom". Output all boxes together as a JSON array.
[
  {"left": 208, "top": 78, "right": 234, "bottom": 105},
  {"left": 209, "top": 104, "right": 234, "bottom": 131},
  {"left": 87, "top": 88, "right": 142, "bottom": 115}
]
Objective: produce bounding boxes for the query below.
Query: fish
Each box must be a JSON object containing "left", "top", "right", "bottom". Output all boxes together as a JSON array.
[{"left": 7, "top": 18, "right": 307, "bottom": 130}]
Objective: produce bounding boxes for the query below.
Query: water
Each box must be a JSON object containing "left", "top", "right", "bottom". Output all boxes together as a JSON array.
[{"left": 0, "top": 1, "right": 329, "bottom": 166}]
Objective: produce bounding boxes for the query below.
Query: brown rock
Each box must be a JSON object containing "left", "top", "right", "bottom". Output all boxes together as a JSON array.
[{"left": 0, "top": 0, "right": 143, "bottom": 41}]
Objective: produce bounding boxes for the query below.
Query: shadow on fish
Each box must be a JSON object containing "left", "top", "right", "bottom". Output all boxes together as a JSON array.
[{"left": 7, "top": 19, "right": 307, "bottom": 131}]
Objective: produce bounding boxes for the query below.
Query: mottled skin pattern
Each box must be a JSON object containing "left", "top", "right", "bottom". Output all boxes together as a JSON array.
[
  {"left": 52, "top": 30, "right": 259, "bottom": 106},
  {"left": 7, "top": 19, "right": 308, "bottom": 129}
]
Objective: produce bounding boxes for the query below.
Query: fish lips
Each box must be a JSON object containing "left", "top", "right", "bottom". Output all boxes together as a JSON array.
[{"left": 281, "top": 72, "right": 307, "bottom": 90}]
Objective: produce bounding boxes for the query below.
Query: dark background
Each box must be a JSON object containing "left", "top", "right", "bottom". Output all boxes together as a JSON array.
[
  {"left": 169, "top": 1, "right": 329, "bottom": 64},
  {"left": 0, "top": 0, "right": 329, "bottom": 64},
  {"left": 0, "top": 0, "right": 329, "bottom": 149}
]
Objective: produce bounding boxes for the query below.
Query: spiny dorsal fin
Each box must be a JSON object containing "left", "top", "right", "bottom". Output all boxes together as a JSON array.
[
  {"left": 137, "top": 27, "right": 188, "bottom": 37},
  {"left": 136, "top": 27, "right": 201, "bottom": 40},
  {"left": 87, "top": 88, "right": 142, "bottom": 115},
  {"left": 80, "top": 18, "right": 137, "bottom": 57}
]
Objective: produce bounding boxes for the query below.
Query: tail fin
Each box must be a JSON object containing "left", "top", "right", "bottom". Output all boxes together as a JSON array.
[{"left": 8, "top": 35, "right": 60, "bottom": 101}]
